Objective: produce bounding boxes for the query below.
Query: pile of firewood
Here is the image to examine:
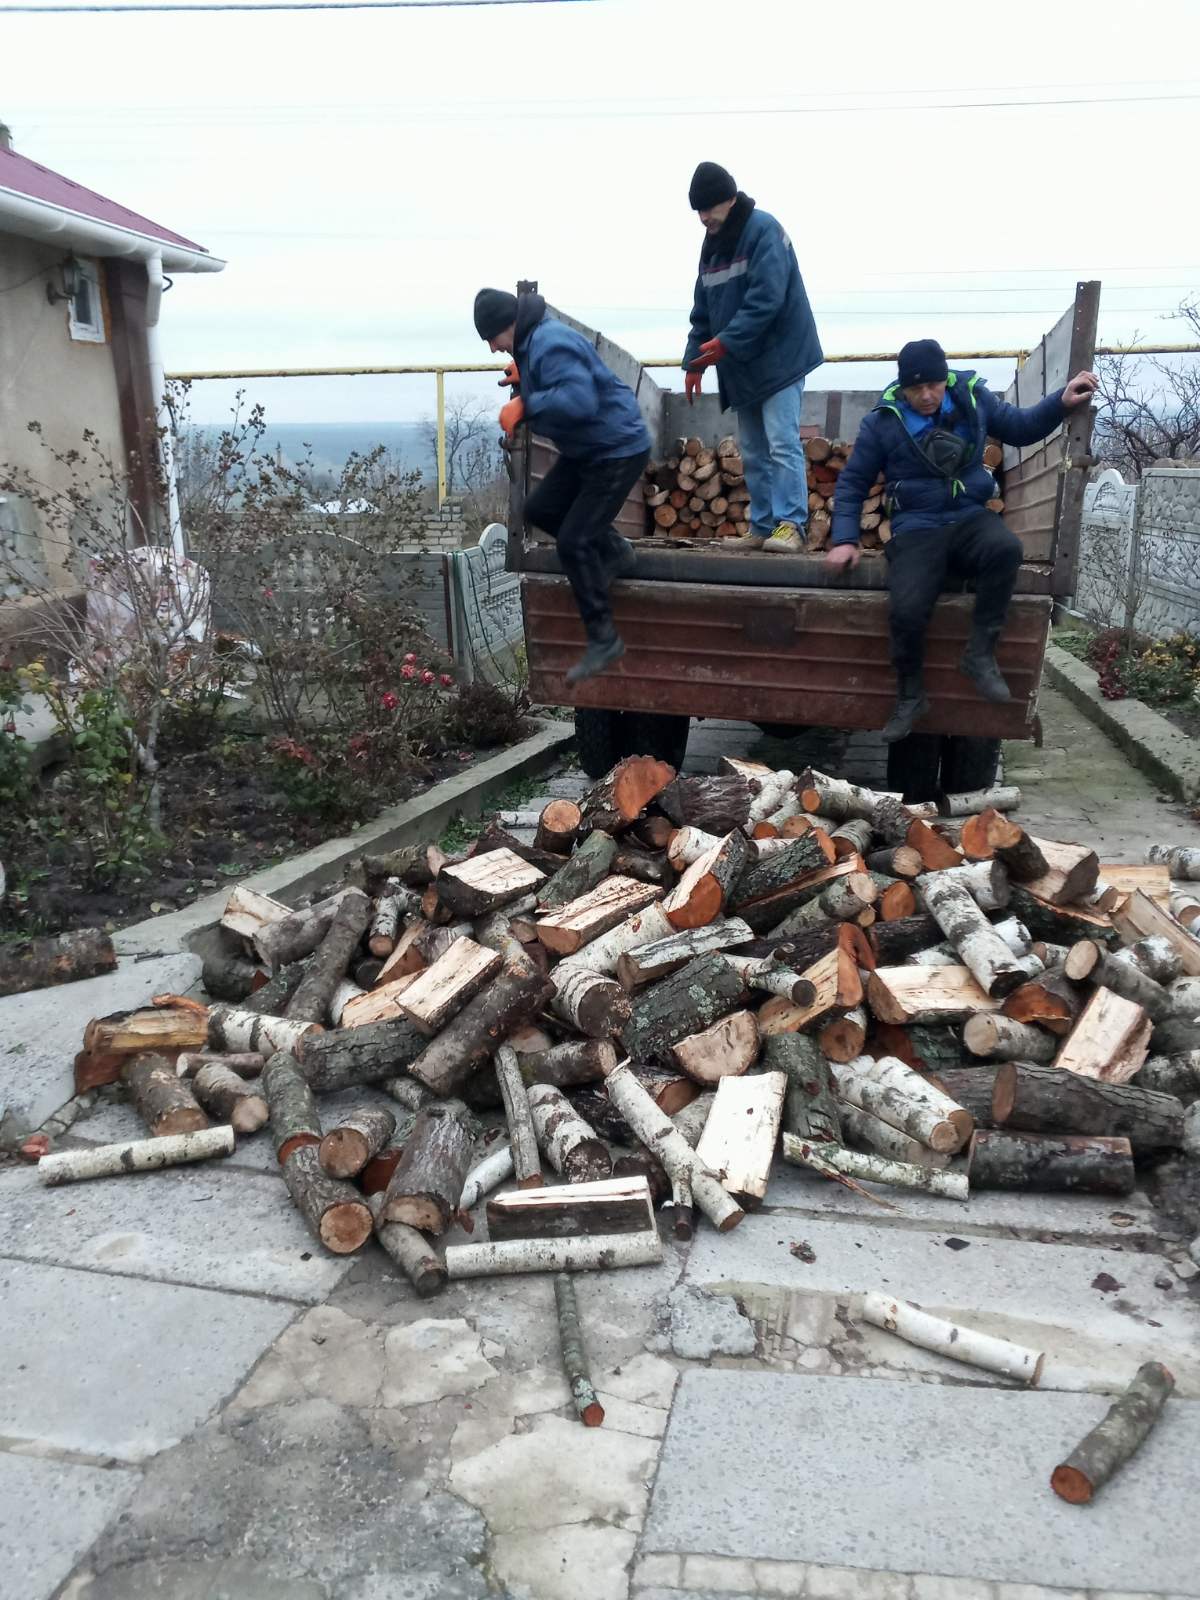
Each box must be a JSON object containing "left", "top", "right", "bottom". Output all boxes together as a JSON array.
[
  {"left": 47, "top": 758, "right": 1200, "bottom": 1378},
  {"left": 641, "top": 433, "right": 1006, "bottom": 553},
  {"left": 643, "top": 435, "right": 751, "bottom": 539}
]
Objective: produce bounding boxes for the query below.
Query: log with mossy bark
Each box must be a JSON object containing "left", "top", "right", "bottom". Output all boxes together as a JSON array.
[
  {"left": 537, "top": 830, "right": 617, "bottom": 910},
  {"left": 619, "top": 950, "right": 747, "bottom": 1064},
  {"left": 1063, "top": 940, "right": 1175, "bottom": 1022},
  {"left": 871, "top": 1021, "right": 961, "bottom": 1072},
  {"left": 1007, "top": 884, "right": 1115, "bottom": 948},
  {"left": 991, "top": 1061, "right": 1184, "bottom": 1153},
  {"left": 967, "top": 1129, "right": 1135, "bottom": 1194},
  {"left": 395, "top": 937, "right": 502, "bottom": 1034},
  {"left": 728, "top": 832, "right": 835, "bottom": 915},
  {"left": 766, "top": 1032, "right": 842, "bottom": 1146}
]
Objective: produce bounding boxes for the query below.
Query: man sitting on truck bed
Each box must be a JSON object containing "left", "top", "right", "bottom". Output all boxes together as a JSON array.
[
  {"left": 474, "top": 286, "right": 651, "bottom": 684},
  {"left": 826, "top": 338, "right": 1098, "bottom": 743},
  {"left": 681, "top": 161, "right": 823, "bottom": 553}
]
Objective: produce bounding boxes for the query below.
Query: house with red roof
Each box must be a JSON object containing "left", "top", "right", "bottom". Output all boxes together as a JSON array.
[{"left": 0, "top": 118, "right": 223, "bottom": 626}]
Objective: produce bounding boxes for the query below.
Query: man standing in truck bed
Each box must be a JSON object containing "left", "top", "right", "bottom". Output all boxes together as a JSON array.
[
  {"left": 827, "top": 339, "right": 1098, "bottom": 743},
  {"left": 681, "top": 162, "right": 823, "bottom": 552},
  {"left": 474, "top": 285, "right": 651, "bottom": 685}
]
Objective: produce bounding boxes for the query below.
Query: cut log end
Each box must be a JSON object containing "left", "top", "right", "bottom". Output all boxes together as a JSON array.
[{"left": 319, "top": 1200, "right": 374, "bottom": 1254}]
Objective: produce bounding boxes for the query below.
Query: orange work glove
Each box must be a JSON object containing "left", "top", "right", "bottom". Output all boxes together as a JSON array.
[
  {"left": 684, "top": 369, "right": 704, "bottom": 405},
  {"left": 499, "top": 395, "right": 525, "bottom": 437},
  {"left": 498, "top": 360, "right": 520, "bottom": 393},
  {"left": 689, "top": 336, "right": 727, "bottom": 370}
]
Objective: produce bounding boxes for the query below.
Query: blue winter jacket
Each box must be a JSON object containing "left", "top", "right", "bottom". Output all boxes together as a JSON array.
[
  {"left": 515, "top": 295, "right": 650, "bottom": 463},
  {"left": 682, "top": 203, "right": 823, "bottom": 411},
  {"left": 830, "top": 370, "right": 1067, "bottom": 545}
]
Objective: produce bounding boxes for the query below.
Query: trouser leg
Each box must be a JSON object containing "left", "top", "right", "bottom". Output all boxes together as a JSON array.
[
  {"left": 886, "top": 529, "right": 951, "bottom": 675},
  {"left": 556, "top": 451, "right": 648, "bottom": 639},
  {"left": 949, "top": 508, "right": 1024, "bottom": 634},
  {"left": 760, "top": 379, "right": 809, "bottom": 528},
  {"left": 736, "top": 400, "right": 772, "bottom": 535}
]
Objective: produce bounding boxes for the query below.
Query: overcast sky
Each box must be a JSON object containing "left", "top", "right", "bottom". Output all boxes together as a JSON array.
[{"left": 5, "top": 0, "right": 1199, "bottom": 424}]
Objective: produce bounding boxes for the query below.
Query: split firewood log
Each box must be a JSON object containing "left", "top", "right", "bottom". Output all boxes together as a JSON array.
[
  {"left": 396, "top": 937, "right": 502, "bottom": 1034},
  {"left": 867, "top": 914, "right": 943, "bottom": 963},
  {"left": 220, "top": 886, "right": 291, "bottom": 945},
  {"left": 554, "top": 902, "right": 674, "bottom": 979},
  {"left": 729, "top": 832, "right": 835, "bottom": 915},
  {"left": 671, "top": 1008, "right": 760, "bottom": 1086},
  {"left": 1001, "top": 967, "right": 1083, "bottom": 1036},
  {"left": 537, "top": 831, "right": 618, "bottom": 909},
  {"left": 191, "top": 1063, "right": 269, "bottom": 1133},
  {"left": 1113, "top": 890, "right": 1200, "bottom": 976},
  {"left": 615, "top": 917, "right": 754, "bottom": 989},
  {"left": 469, "top": 821, "right": 569, "bottom": 877},
  {"left": 619, "top": 950, "right": 746, "bottom": 1064},
  {"left": 437, "top": 848, "right": 546, "bottom": 918},
  {"left": 526, "top": 1084, "right": 612, "bottom": 1183},
  {"left": 866, "top": 965, "right": 996, "bottom": 1026},
  {"left": 318, "top": 1106, "right": 398, "bottom": 1178},
  {"left": 695, "top": 1070, "right": 787, "bottom": 1204},
  {"left": 1051, "top": 1361, "right": 1174, "bottom": 1504},
  {"left": 486, "top": 1175, "right": 653, "bottom": 1242},
  {"left": 1007, "top": 885, "right": 1114, "bottom": 947},
  {"left": 340, "top": 974, "right": 419, "bottom": 1029},
  {"left": 381, "top": 1105, "right": 473, "bottom": 1233},
  {"left": 1053, "top": 988, "right": 1153, "bottom": 1084},
  {"left": 123, "top": 1052, "right": 209, "bottom": 1137},
  {"left": 662, "top": 829, "right": 751, "bottom": 929},
  {"left": 536, "top": 876, "right": 663, "bottom": 957},
  {"left": 368, "top": 879, "right": 421, "bottom": 957},
  {"left": 580, "top": 756, "right": 675, "bottom": 834},
  {"left": 84, "top": 1002, "right": 210, "bottom": 1059},
  {"left": 991, "top": 1061, "right": 1184, "bottom": 1153},
  {"left": 755, "top": 944, "right": 863, "bottom": 1035},
  {"left": 967, "top": 1129, "right": 1135, "bottom": 1194}
]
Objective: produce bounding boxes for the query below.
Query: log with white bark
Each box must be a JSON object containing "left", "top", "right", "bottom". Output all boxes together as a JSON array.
[
  {"left": 486, "top": 1174, "right": 654, "bottom": 1241},
  {"left": 381, "top": 1105, "right": 473, "bottom": 1233},
  {"left": 459, "top": 1143, "right": 515, "bottom": 1211},
  {"left": 1113, "top": 889, "right": 1200, "bottom": 977},
  {"left": 495, "top": 1043, "right": 542, "bottom": 1188},
  {"left": 175, "top": 1050, "right": 264, "bottom": 1079},
  {"left": 262, "top": 1050, "right": 322, "bottom": 1163},
  {"left": 729, "top": 832, "right": 835, "bottom": 915},
  {"left": 866, "top": 965, "right": 997, "bottom": 1026},
  {"left": 963, "top": 1013, "right": 1058, "bottom": 1063},
  {"left": 798, "top": 770, "right": 887, "bottom": 823},
  {"left": 919, "top": 872, "right": 1038, "bottom": 997},
  {"left": 537, "top": 876, "right": 663, "bottom": 957},
  {"left": 220, "top": 885, "right": 291, "bottom": 944},
  {"left": 1167, "top": 974, "right": 1200, "bottom": 1017},
  {"left": 695, "top": 1070, "right": 787, "bottom": 1203},
  {"left": 207, "top": 1004, "right": 323, "bottom": 1061},
  {"left": 328, "top": 978, "right": 366, "bottom": 1026},
  {"left": 365, "top": 1192, "right": 446, "bottom": 1298},
  {"left": 1064, "top": 941, "right": 1175, "bottom": 1023},
  {"left": 928, "top": 859, "right": 1010, "bottom": 914},
  {"left": 445, "top": 1230, "right": 664, "bottom": 1278},
  {"left": 526, "top": 1083, "right": 612, "bottom": 1183},
  {"left": 548, "top": 964, "right": 632, "bottom": 1038},
  {"left": 723, "top": 954, "right": 817, "bottom": 1006},
  {"left": 1134, "top": 1050, "right": 1200, "bottom": 1099},
  {"left": 318, "top": 1105, "right": 398, "bottom": 1178},
  {"left": 281, "top": 1144, "right": 373, "bottom": 1254},
  {"left": 829, "top": 1062, "right": 960, "bottom": 1153},
  {"left": 1054, "top": 988, "right": 1153, "bottom": 1084},
  {"left": 1147, "top": 843, "right": 1200, "bottom": 881},
  {"left": 253, "top": 889, "right": 350, "bottom": 970},
  {"left": 662, "top": 829, "right": 750, "bottom": 930},
  {"left": 437, "top": 848, "right": 546, "bottom": 917},
  {"left": 829, "top": 817, "right": 874, "bottom": 860},
  {"left": 1051, "top": 1361, "right": 1175, "bottom": 1504},
  {"left": 783, "top": 1138, "right": 968, "bottom": 1201},
  {"left": 937, "top": 785, "right": 1022, "bottom": 817},
  {"left": 602, "top": 1060, "right": 744, "bottom": 1231},
  {"left": 396, "top": 937, "right": 502, "bottom": 1034},
  {"left": 862, "top": 1292, "right": 1043, "bottom": 1384},
  {"left": 845, "top": 1053, "right": 972, "bottom": 1147},
  {"left": 405, "top": 964, "right": 554, "bottom": 1096},
  {"left": 1112, "top": 935, "right": 1184, "bottom": 985},
  {"left": 667, "top": 826, "right": 718, "bottom": 871},
  {"left": 1170, "top": 891, "right": 1200, "bottom": 929},
  {"left": 38, "top": 1125, "right": 235, "bottom": 1185},
  {"left": 838, "top": 1101, "right": 950, "bottom": 1167},
  {"left": 672, "top": 1091, "right": 715, "bottom": 1148},
  {"left": 906, "top": 948, "right": 957, "bottom": 968},
  {"left": 762, "top": 1032, "right": 841, "bottom": 1145},
  {"left": 554, "top": 901, "right": 674, "bottom": 978},
  {"left": 670, "top": 1008, "right": 760, "bottom": 1086},
  {"left": 191, "top": 1063, "right": 269, "bottom": 1133},
  {"left": 991, "top": 916, "right": 1034, "bottom": 958},
  {"left": 744, "top": 769, "right": 795, "bottom": 825},
  {"left": 970, "top": 1128, "right": 1137, "bottom": 1193},
  {"left": 991, "top": 1060, "right": 1184, "bottom": 1152},
  {"left": 615, "top": 918, "right": 754, "bottom": 990},
  {"left": 368, "top": 880, "right": 421, "bottom": 957},
  {"left": 122, "top": 1053, "right": 208, "bottom": 1137}
]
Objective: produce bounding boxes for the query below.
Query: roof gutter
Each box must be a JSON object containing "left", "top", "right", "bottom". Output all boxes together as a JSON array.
[
  {"left": 0, "top": 184, "right": 224, "bottom": 273},
  {"left": 145, "top": 253, "right": 186, "bottom": 562}
]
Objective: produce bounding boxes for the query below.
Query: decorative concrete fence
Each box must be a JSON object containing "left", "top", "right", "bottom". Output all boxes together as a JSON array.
[{"left": 1074, "top": 466, "right": 1200, "bottom": 636}]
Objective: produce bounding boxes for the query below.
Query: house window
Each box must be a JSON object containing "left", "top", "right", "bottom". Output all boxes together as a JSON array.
[{"left": 67, "top": 259, "right": 106, "bottom": 343}]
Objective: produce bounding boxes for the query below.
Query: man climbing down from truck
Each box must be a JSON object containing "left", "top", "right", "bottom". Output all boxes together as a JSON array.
[
  {"left": 826, "top": 338, "right": 1098, "bottom": 743},
  {"left": 473, "top": 285, "right": 650, "bottom": 684},
  {"left": 681, "top": 161, "right": 823, "bottom": 553}
]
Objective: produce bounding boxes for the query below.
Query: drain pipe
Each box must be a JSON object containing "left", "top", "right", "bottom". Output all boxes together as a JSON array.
[{"left": 144, "top": 251, "right": 184, "bottom": 562}]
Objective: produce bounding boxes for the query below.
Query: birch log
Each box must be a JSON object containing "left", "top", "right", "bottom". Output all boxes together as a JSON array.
[
  {"left": 839, "top": 1102, "right": 951, "bottom": 1168},
  {"left": 555, "top": 1272, "right": 604, "bottom": 1426},
  {"left": 38, "top": 1125, "right": 235, "bottom": 1185},
  {"left": 207, "top": 1004, "right": 322, "bottom": 1060},
  {"left": 554, "top": 901, "right": 674, "bottom": 978},
  {"left": 366, "top": 1192, "right": 446, "bottom": 1298},
  {"left": 445, "top": 1230, "right": 664, "bottom": 1278},
  {"left": 783, "top": 1137, "right": 968, "bottom": 1200},
  {"left": 937, "top": 785, "right": 1021, "bottom": 817},
  {"left": 963, "top": 1013, "right": 1058, "bottom": 1063},
  {"left": 495, "top": 1044, "right": 542, "bottom": 1188},
  {"left": 1051, "top": 1362, "right": 1175, "bottom": 1503},
  {"left": 695, "top": 1070, "right": 786, "bottom": 1203},
  {"left": 459, "top": 1143, "right": 516, "bottom": 1211},
  {"left": 849, "top": 1054, "right": 972, "bottom": 1146},
  {"left": 829, "top": 1062, "right": 960, "bottom": 1153},
  {"left": 549, "top": 965, "right": 631, "bottom": 1038},
  {"left": 862, "top": 1292, "right": 1043, "bottom": 1384},
  {"left": 527, "top": 1084, "right": 612, "bottom": 1183},
  {"left": 919, "top": 873, "right": 1038, "bottom": 997},
  {"left": 1063, "top": 941, "right": 1175, "bottom": 1023}
]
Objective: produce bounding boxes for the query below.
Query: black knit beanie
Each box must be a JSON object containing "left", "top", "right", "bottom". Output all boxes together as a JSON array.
[
  {"left": 898, "top": 339, "right": 949, "bottom": 388},
  {"left": 688, "top": 161, "right": 737, "bottom": 211},
  {"left": 473, "top": 287, "right": 518, "bottom": 340}
]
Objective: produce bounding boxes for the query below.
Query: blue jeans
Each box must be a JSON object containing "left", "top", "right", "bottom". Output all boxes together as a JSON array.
[{"left": 737, "top": 378, "right": 808, "bottom": 534}]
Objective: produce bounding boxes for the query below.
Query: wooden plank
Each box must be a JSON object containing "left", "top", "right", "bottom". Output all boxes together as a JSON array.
[
  {"left": 695, "top": 1070, "right": 787, "bottom": 1205},
  {"left": 536, "top": 876, "right": 663, "bottom": 956}
]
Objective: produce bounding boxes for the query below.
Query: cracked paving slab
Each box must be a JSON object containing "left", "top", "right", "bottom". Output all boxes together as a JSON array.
[{"left": 0, "top": 1452, "right": 138, "bottom": 1600}]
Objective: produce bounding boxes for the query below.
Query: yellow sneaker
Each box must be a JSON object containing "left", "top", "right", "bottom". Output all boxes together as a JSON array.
[{"left": 763, "top": 521, "right": 803, "bottom": 553}]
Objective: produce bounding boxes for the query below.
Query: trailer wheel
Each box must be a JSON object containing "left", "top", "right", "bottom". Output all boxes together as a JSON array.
[
  {"left": 574, "top": 708, "right": 626, "bottom": 779},
  {"left": 886, "top": 732, "right": 944, "bottom": 804},
  {"left": 939, "top": 735, "right": 1002, "bottom": 796},
  {"left": 619, "top": 712, "right": 691, "bottom": 772}
]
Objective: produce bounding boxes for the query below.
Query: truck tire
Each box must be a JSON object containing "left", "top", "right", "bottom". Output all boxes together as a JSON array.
[
  {"left": 886, "top": 733, "right": 944, "bottom": 805},
  {"left": 939, "top": 735, "right": 1001, "bottom": 796},
  {"left": 574, "top": 708, "right": 626, "bottom": 779},
  {"left": 619, "top": 712, "right": 691, "bottom": 772}
]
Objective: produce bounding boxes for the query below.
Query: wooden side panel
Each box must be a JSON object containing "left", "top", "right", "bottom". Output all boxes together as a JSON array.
[{"left": 523, "top": 574, "right": 1050, "bottom": 739}]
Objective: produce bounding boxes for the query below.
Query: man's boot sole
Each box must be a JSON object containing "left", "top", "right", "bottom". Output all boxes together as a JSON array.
[
  {"left": 566, "top": 638, "right": 626, "bottom": 685},
  {"left": 882, "top": 698, "right": 931, "bottom": 743}
]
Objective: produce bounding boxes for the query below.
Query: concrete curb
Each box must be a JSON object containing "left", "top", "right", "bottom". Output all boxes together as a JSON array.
[
  {"left": 1043, "top": 643, "right": 1200, "bottom": 804},
  {"left": 114, "top": 715, "right": 576, "bottom": 958}
]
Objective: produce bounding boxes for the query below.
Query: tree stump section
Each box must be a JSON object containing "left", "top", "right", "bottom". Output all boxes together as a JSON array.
[
  {"left": 991, "top": 1061, "right": 1184, "bottom": 1153},
  {"left": 191, "top": 1064, "right": 269, "bottom": 1133},
  {"left": 526, "top": 1084, "right": 612, "bottom": 1183},
  {"left": 122, "top": 1053, "right": 209, "bottom": 1137},
  {"left": 967, "top": 1129, "right": 1135, "bottom": 1194},
  {"left": 263, "top": 1050, "right": 323, "bottom": 1163},
  {"left": 281, "top": 1144, "right": 373, "bottom": 1254},
  {"left": 1051, "top": 1362, "right": 1175, "bottom": 1503},
  {"left": 381, "top": 1106, "right": 473, "bottom": 1233},
  {"left": 0, "top": 928, "right": 117, "bottom": 999},
  {"left": 318, "top": 1106, "right": 398, "bottom": 1178}
]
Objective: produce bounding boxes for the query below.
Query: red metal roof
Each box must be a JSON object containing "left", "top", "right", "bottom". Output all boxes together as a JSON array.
[{"left": 0, "top": 144, "right": 208, "bottom": 254}]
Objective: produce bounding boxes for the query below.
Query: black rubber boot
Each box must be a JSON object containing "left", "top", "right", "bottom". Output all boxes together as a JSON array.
[
  {"left": 882, "top": 672, "right": 931, "bottom": 744},
  {"left": 566, "top": 630, "right": 625, "bottom": 685},
  {"left": 601, "top": 536, "right": 637, "bottom": 587},
  {"left": 960, "top": 626, "right": 1012, "bottom": 702}
]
